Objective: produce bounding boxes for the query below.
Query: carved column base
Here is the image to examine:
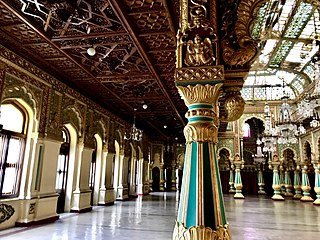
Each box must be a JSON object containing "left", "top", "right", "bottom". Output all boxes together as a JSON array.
[
  {"left": 258, "top": 190, "right": 267, "bottom": 195},
  {"left": 173, "top": 222, "right": 230, "bottom": 240},
  {"left": 234, "top": 192, "right": 245, "bottom": 199},
  {"left": 300, "top": 196, "right": 314, "bottom": 202},
  {"left": 229, "top": 189, "right": 236, "bottom": 193},
  {"left": 271, "top": 194, "right": 285, "bottom": 201},
  {"left": 313, "top": 198, "right": 320, "bottom": 205},
  {"left": 272, "top": 185, "right": 284, "bottom": 201},
  {"left": 293, "top": 193, "right": 303, "bottom": 200}
]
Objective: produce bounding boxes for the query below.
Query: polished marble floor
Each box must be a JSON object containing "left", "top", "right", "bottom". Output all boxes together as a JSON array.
[{"left": 0, "top": 192, "right": 320, "bottom": 240}]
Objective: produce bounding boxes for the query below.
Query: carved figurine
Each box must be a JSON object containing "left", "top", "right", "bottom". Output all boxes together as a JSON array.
[{"left": 185, "top": 34, "right": 215, "bottom": 66}]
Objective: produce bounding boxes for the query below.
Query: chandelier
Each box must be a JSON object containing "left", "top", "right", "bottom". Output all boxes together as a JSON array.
[
  {"left": 261, "top": 103, "right": 277, "bottom": 152},
  {"left": 124, "top": 108, "right": 143, "bottom": 141}
]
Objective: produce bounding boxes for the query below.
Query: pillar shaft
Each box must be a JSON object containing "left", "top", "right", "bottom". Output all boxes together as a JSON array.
[
  {"left": 271, "top": 161, "right": 284, "bottom": 201},
  {"left": 173, "top": 85, "right": 230, "bottom": 239},
  {"left": 301, "top": 167, "right": 313, "bottom": 202},
  {"left": 293, "top": 169, "right": 302, "bottom": 200},
  {"left": 313, "top": 166, "right": 320, "bottom": 205},
  {"left": 229, "top": 169, "right": 236, "bottom": 193},
  {"left": 257, "top": 169, "right": 266, "bottom": 195}
]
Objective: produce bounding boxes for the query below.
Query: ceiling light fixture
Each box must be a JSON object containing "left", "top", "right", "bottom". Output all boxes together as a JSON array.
[
  {"left": 87, "top": 47, "right": 96, "bottom": 56},
  {"left": 142, "top": 104, "right": 148, "bottom": 109},
  {"left": 124, "top": 108, "right": 143, "bottom": 141}
]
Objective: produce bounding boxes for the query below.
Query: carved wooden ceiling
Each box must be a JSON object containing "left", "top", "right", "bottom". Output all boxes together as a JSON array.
[
  {"left": 0, "top": 0, "right": 186, "bottom": 142},
  {"left": 4, "top": 1, "right": 316, "bottom": 142}
]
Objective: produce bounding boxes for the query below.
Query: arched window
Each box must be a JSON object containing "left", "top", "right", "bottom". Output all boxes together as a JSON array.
[
  {"left": 0, "top": 103, "right": 27, "bottom": 198},
  {"left": 243, "top": 123, "right": 251, "bottom": 138}
]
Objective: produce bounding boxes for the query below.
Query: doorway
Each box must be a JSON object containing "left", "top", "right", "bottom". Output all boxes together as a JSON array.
[
  {"left": 152, "top": 167, "right": 160, "bottom": 192},
  {"left": 56, "top": 129, "right": 70, "bottom": 213}
]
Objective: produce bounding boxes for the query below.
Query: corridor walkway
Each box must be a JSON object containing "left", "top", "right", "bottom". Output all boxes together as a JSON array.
[{"left": 0, "top": 192, "right": 319, "bottom": 240}]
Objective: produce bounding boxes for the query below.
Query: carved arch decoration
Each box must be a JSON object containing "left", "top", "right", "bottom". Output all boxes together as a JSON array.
[
  {"left": 221, "top": 0, "right": 269, "bottom": 67},
  {"left": 280, "top": 147, "right": 298, "bottom": 170},
  {"left": 2, "top": 73, "right": 40, "bottom": 119},
  {"left": 91, "top": 119, "right": 107, "bottom": 145},
  {"left": 302, "top": 140, "right": 312, "bottom": 163},
  {"left": 115, "top": 128, "right": 124, "bottom": 152},
  {"left": 239, "top": 114, "right": 265, "bottom": 131},
  {"left": 61, "top": 105, "right": 83, "bottom": 137},
  {"left": 217, "top": 147, "right": 233, "bottom": 164}
]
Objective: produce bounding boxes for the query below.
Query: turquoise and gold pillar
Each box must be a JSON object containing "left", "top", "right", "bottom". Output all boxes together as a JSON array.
[
  {"left": 172, "top": 0, "right": 253, "bottom": 238},
  {"left": 229, "top": 168, "right": 236, "bottom": 193},
  {"left": 284, "top": 169, "right": 293, "bottom": 197},
  {"left": 173, "top": 85, "right": 230, "bottom": 239},
  {"left": 300, "top": 165, "right": 313, "bottom": 202},
  {"left": 270, "top": 157, "right": 284, "bottom": 201},
  {"left": 293, "top": 168, "right": 303, "bottom": 200},
  {"left": 233, "top": 156, "right": 244, "bottom": 199},
  {"left": 313, "top": 164, "right": 320, "bottom": 205}
]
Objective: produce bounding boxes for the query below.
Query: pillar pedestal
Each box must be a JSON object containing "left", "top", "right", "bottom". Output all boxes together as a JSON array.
[{"left": 228, "top": 169, "right": 236, "bottom": 193}]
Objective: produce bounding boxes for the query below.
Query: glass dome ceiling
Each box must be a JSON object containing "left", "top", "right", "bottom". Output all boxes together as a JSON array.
[{"left": 243, "top": 0, "right": 320, "bottom": 101}]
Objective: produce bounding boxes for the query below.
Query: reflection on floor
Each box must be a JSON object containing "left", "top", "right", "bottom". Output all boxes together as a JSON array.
[{"left": 0, "top": 192, "right": 320, "bottom": 240}]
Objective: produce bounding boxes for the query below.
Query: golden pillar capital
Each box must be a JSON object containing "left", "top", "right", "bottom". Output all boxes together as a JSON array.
[{"left": 177, "top": 84, "right": 222, "bottom": 143}]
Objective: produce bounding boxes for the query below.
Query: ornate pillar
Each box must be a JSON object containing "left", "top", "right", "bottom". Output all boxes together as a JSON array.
[
  {"left": 159, "top": 164, "right": 165, "bottom": 191},
  {"left": 233, "top": 154, "right": 244, "bottom": 199},
  {"left": 300, "top": 165, "right": 313, "bottom": 202},
  {"left": 171, "top": 164, "right": 177, "bottom": 191},
  {"left": 173, "top": 83, "right": 230, "bottom": 239},
  {"left": 149, "top": 162, "right": 153, "bottom": 192},
  {"left": 293, "top": 168, "right": 303, "bottom": 200},
  {"left": 313, "top": 163, "right": 320, "bottom": 205},
  {"left": 228, "top": 168, "right": 236, "bottom": 193},
  {"left": 269, "top": 156, "right": 284, "bottom": 201},
  {"left": 172, "top": 0, "right": 257, "bottom": 238},
  {"left": 257, "top": 165, "right": 266, "bottom": 195},
  {"left": 279, "top": 167, "right": 286, "bottom": 195},
  {"left": 284, "top": 169, "right": 293, "bottom": 197}
]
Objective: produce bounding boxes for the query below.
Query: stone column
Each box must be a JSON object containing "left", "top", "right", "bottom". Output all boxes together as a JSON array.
[
  {"left": 284, "top": 170, "right": 293, "bottom": 197},
  {"left": 270, "top": 157, "right": 284, "bottom": 201},
  {"left": 172, "top": 83, "right": 231, "bottom": 239},
  {"left": 293, "top": 168, "right": 303, "bottom": 200},
  {"left": 233, "top": 155, "right": 244, "bottom": 199},
  {"left": 300, "top": 165, "right": 313, "bottom": 202},
  {"left": 228, "top": 169, "right": 236, "bottom": 193}
]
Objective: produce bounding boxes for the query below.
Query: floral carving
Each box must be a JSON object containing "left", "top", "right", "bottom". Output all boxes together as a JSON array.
[{"left": 0, "top": 204, "right": 15, "bottom": 223}]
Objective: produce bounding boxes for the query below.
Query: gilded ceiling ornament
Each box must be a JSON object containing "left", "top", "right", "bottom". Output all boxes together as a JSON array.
[
  {"left": 185, "top": 35, "right": 215, "bottom": 66},
  {"left": 221, "top": 0, "right": 269, "bottom": 66},
  {"left": 221, "top": 93, "right": 245, "bottom": 122},
  {"left": 304, "top": 0, "right": 320, "bottom": 8}
]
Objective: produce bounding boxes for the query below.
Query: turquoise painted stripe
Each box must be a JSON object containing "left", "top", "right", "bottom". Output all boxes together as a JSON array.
[
  {"left": 203, "top": 142, "right": 216, "bottom": 229},
  {"left": 188, "top": 104, "right": 212, "bottom": 110},
  {"left": 186, "top": 142, "right": 198, "bottom": 228},
  {"left": 213, "top": 144, "right": 227, "bottom": 225},
  {"left": 177, "top": 144, "right": 190, "bottom": 222},
  {"left": 189, "top": 116, "right": 213, "bottom": 122},
  {"left": 176, "top": 80, "right": 224, "bottom": 86}
]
